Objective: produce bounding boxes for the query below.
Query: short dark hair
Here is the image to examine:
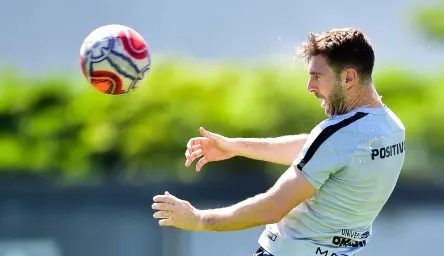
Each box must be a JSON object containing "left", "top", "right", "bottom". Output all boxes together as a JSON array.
[{"left": 296, "top": 28, "right": 375, "bottom": 81}]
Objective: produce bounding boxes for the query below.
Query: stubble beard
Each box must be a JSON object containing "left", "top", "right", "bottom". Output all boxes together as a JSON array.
[{"left": 326, "top": 80, "right": 348, "bottom": 117}]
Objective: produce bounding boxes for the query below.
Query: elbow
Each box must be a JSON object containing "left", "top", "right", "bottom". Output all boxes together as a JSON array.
[
  {"left": 262, "top": 205, "right": 287, "bottom": 224},
  {"left": 268, "top": 212, "right": 286, "bottom": 224}
]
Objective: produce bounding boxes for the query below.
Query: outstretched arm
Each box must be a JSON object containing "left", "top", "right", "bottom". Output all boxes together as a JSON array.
[
  {"left": 152, "top": 165, "right": 317, "bottom": 231},
  {"left": 197, "top": 166, "right": 316, "bottom": 231},
  {"left": 232, "top": 134, "right": 309, "bottom": 166},
  {"left": 185, "top": 127, "right": 309, "bottom": 170}
]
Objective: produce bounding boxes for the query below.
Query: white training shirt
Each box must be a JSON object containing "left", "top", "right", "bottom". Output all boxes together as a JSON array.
[{"left": 258, "top": 106, "right": 406, "bottom": 256}]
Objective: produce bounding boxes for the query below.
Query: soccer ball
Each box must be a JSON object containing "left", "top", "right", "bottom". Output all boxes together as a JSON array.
[{"left": 79, "top": 24, "right": 151, "bottom": 95}]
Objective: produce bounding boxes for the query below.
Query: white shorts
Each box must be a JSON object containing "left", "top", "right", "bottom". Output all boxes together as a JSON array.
[{"left": 258, "top": 229, "right": 365, "bottom": 256}]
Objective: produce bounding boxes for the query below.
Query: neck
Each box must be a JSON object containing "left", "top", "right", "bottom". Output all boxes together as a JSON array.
[{"left": 345, "top": 83, "right": 383, "bottom": 112}]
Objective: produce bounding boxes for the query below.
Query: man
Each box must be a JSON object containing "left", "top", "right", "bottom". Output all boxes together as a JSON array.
[{"left": 152, "top": 28, "right": 406, "bottom": 256}]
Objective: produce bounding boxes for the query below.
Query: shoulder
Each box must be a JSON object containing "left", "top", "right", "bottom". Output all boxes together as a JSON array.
[
  {"left": 295, "top": 112, "right": 370, "bottom": 168},
  {"left": 292, "top": 112, "right": 371, "bottom": 188},
  {"left": 386, "top": 108, "right": 406, "bottom": 130},
  {"left": 309, "top": 112, "right": 370, "bottom": 148}
]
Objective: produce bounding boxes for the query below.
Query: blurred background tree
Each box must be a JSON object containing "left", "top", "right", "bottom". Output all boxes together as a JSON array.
[
  {"left": 0, "top": 1, "right": 443, "bottom": 185},
  {"left": 411, "top": 1, "right": 444, "bottom": 43}
]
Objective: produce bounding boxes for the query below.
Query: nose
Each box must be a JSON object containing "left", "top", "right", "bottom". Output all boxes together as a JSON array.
[{"left": 307, "top": 81, "right": 317, "bottom": 93}]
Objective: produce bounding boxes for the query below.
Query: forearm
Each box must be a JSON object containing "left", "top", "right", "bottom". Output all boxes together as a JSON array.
[
  {"left": 232, "top": 134, "right": 309, "bottom": 165},
  {"left": 198, "top": 193, "right": 279, "bottom": 231}
]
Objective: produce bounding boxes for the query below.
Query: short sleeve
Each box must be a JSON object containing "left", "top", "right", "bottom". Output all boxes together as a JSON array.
[
  {"left": 293, "top": 112, "right": 368, "bottom": 189},
  {"left": 293, "top": 133, "right": 345, "bottom": 190}
]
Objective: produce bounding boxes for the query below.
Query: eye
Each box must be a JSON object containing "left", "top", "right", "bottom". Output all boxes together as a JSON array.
[{"left": 310, "top": 74, "right": 321, "bottom": 80}]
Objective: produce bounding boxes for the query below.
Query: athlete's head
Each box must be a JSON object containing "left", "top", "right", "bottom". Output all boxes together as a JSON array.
[{"left": 296, "top": 28, "right": 376, "bottom": 116}]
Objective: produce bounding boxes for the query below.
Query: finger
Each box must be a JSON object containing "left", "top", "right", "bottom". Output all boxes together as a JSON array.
[
  {"left": 164, "top": 191, "right": 180, "bottom": 201},
  {"left": 153, "top": 195, "right": 177, "bottom": 204},
  {"left": 158, "top": 218, "right": 175, "bottom": 227},
  {"left": 185, "top": 148, "right": 204, "bottom": 167},
  {"left": 185, "top": 149, "right": 190, "bottom": 158},
  {"left": 196, "top": 157, "right": 209, "bottom": 172},
  {"left": 153, "top": 210, "right": 173, "bottom": 219},
  {"left": 185, "top": 142, "right": 203, "bottom": 166},
  {"left": 199, "top": 127, "right": 211, "bottom": 138},
  {"left": 186, "top": 138, "right": 195, "bottom": 148},
  {"left": 190, "top": 149, "right": 203, "bottom": 161},
  {"left": 186, "top": 138, "right": 204, "bottom": 148},
  {"left": 185, "top": 158, "right": 193, "bottom": 167},
  {"left": 152, "top": 202, "right": 175, "bottom": 211},
  {"left": 200, "top": 127, "right": 222, "bottom": 141},
  {"left": 184, "top": 147, "right": 199, "bottom": 160},
  {"left": 188, "top": 144, "right": 202, "bottom": 154}
]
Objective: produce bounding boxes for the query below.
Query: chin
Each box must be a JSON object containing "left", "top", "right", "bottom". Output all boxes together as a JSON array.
[{"left": 321, "top": 103, "right": 331, "bottom": 116}]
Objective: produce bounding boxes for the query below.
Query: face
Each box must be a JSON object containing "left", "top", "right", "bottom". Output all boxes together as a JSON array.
[{"left": 306, "top": 55, "right": 348, "bottom": 117}]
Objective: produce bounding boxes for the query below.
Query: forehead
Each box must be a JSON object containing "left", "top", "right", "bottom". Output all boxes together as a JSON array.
[{"left": 308, "top": 55, "right": 331, "bottom": 74}]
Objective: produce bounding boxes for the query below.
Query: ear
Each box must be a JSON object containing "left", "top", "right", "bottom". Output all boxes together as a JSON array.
[{"left": 343, "top": 67, "right": 359, "bottom": 90}]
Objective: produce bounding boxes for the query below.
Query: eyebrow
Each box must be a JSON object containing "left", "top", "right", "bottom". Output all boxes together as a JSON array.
[{"left": 309, "top": 71, "right": 324, "bottom": 76}]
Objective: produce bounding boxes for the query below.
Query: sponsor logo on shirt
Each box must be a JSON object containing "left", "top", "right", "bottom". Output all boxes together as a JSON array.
[
  {"left": 339, "top": 229, "right": 370, "bottom": 240},
  {"left": 331, "top": 236, "right": 366, "bottom": 248},
  {"left": 371, "top": 140, "right": 405, "bottom": 160},
  {"left": 266, "top": 230, "right": 277, "bottom": 241},
  {"left": 315, "top": 247, "right": 355, "bottom": 256}
]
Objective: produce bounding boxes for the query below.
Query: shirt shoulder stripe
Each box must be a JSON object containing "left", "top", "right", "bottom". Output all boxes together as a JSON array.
[{"left": 296, "top": 112, "right": 369, "bottom": 171}]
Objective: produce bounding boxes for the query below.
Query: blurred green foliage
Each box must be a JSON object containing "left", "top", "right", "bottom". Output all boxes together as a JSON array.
[
  {"left": 0, "top": 60, "right": 443, "bottom": 184},
  {"left": 411, "top": 1, "right": 444, "bottom": 43}
]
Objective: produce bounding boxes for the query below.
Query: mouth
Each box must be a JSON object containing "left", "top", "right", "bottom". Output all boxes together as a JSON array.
[
  {"left": 321, "top": 99, "right": 327, "bottom": 108},
  {"left": 313, "top": 93, "right": 328, "bottom": 110}
]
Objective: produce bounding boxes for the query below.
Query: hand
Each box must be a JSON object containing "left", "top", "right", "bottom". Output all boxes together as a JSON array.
[
  {"left": 152, "top": 191, "right": 203, "bottom": 231},
  {"left": 185, "top": 127, "right": 237, "bottom": 172}
]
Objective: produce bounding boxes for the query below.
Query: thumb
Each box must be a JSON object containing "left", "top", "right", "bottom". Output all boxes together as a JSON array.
[
  {"left": 199, "top": 127, "right": 222, "bottom": 140},
  {"left": 165, "top": 191, "right": 180, "bottom": 202},
  {"left": 165, "top": 191, "right": 177, "bottom": 198}
]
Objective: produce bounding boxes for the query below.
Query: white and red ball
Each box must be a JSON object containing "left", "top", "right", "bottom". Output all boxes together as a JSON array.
[{"left": 79, "top": 24, "right": 151, "bottom": 95}]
